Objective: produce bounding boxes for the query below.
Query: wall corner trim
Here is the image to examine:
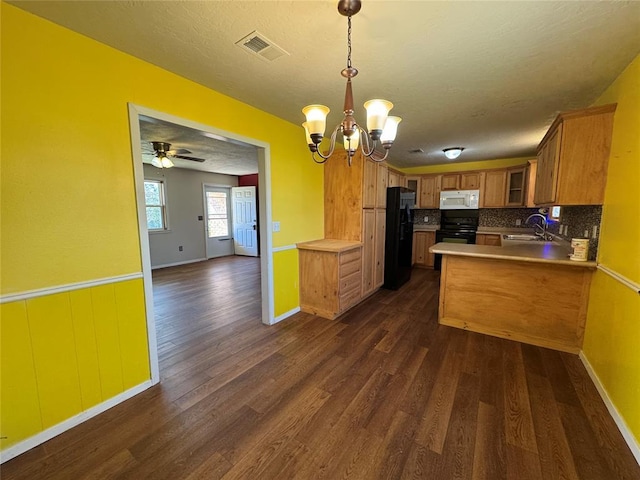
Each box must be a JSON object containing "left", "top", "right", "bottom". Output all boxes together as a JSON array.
[
  {"left": 0, "top": 379, "right": 154, "bottom": 464},
  {"left": 271, "top": 306, "right": 301, "bottom": 325},
  {"left": 579, "top": 351, "right": 640, "bottom": 465}
]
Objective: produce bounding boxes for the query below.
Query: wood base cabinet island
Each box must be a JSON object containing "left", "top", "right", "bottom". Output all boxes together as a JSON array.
[
  {"left": 431, "top": 243, "right": 595, "bottom": 353},
  {"left": 297, "top": 239, "right": 363, "bottom": 320}
]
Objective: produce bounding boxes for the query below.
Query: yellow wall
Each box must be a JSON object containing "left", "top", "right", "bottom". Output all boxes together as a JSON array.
[
  {"left": 398, "top": 156, "right": 531, "bottom": 175},
  {"left": 1, "top": 3, "right": 323, "bottom": 450},
  {"left": 583, "top": 54, "right": 640, "bottom": 445}
]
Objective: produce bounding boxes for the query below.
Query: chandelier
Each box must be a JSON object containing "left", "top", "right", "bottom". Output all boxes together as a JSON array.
[{"left": 302, "top": 0, "right": 401, "bottom": 166}]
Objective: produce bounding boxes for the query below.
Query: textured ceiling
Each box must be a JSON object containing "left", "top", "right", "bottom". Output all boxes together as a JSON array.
[
  {"left": 11, "top": 1, "right": 640, "bottom": 170},
  {"left": 139, "top": 115, "right": 259, "bottom": 176}
]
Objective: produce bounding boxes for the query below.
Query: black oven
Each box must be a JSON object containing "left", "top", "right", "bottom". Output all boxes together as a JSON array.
[{"left": 434, "top": 209, "right": 479, "bottom": 271}]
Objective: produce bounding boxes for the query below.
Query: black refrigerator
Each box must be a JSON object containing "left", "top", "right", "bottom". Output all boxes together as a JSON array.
[{"left": 383, "top": 187, "right": 415, "bottom": 290}]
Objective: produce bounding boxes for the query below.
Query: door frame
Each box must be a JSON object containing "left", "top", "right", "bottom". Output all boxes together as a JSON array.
[
  {"left": 202, "top": 184, "right": 234, "bottom": 259},
  {"left": 128, "top": 103, "right": 275, "bottom": 385}
]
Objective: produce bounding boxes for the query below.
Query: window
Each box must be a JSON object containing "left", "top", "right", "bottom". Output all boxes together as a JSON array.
[
  {"left": 144, "top": 180, "right": 167, "bottom": 231},
  {"left": 205, "top": 190, "right": 229, "bottom": 238}
]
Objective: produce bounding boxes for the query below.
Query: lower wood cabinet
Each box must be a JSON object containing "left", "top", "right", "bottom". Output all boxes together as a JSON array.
[
  {"left": 298, "top": 240, "right": 362, "bottom": 320},
  {"left": 412, "top": 231, "right": 436, "bottom": 268},
  {"left": 362, "top": 208, "right": 386, "bottom": 297},
  {"left": 476, "top": 234, "right": 501, "bottom": 246}
]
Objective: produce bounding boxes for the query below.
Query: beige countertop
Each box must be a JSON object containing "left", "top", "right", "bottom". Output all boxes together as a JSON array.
[
  {"left": 430, "top": 242, "right": 596, "bottom": 268},
  {"left": 297, "top": 239, "right": 362, "bottom": 253},
  {"left": 413, "top": 225, "right": 439, "bottom": 232}
]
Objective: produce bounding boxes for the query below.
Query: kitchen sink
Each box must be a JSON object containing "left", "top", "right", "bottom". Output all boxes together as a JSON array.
[
  {"left": 501, "top": 234, "right": 555, "bottom": 246},
  {"left": 502, "top": 234, "right": 542, "bottom": 241}
]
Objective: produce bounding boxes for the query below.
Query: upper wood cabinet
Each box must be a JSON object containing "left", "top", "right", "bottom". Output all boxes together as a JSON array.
[
  {"left": 461, "top": 172, "right": 481, "bottom": 190},
  {"left": 480, "top": 170, "right": 507, "bottom": 208},
  {"left": 441, "top": 174, "right": 461, "bottom": 190},
  {"left": 375, "top": 163, "right": 388, "bottom": 208},
  {"left": 526, "top": 159, "right": 538, "bottom": 207},
  {"left": 420, "top": 175, "right": 442, "bottom": 209},
  {"left": 362, "top": 157, "right": 378, "bottom": 209},
  {"left": 324, "top": 151, "right": 364, "bottom": 241},
  {"left": 388, "top": 169, "right": 403, "bottom": 188},
  {"left": 406, "top": 176, "right": 421, "bottom": 208},
  {"left": 505, "top": 166, "right": 527, "bottom": 206},
  {"left": 534, "top": 104, "right": 616, "bottom": 205}
]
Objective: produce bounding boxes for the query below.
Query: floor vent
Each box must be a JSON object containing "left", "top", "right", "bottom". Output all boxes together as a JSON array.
[{"left": 236, "top": 31, "right": 289, "bottom": 62}]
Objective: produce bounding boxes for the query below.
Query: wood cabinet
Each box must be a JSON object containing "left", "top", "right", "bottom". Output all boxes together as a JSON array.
[
  {"left": 505, "top": 166, "right": 527, "bottom": 206},
  {"left": 388, "top": 169, "right": 403, "bottom": 188},
  {"left": 405, "top": 176, "right": 421, "bottom": 208},
  {"left": 298, "top": 240, "right": 362, "bottom": 320},
  {"left": 374, "top": 209, "right": 386, "bottom": 288},
  {"left": 480, "top": 170, "right": 507, "bottom": 208},
  {"left": 375, "top": 162, "right": 388, "bottom": 208},
  {"left": 323, "top": 151, "right": 388, "bottom": 303},
  {"left": 526, "top": 160, "right": 538, "bottom": 207},
  {"left": 476, "top": 234, "right": 501, "bottom": 246},
  {"left": 461, "top": 172, "right": 481, "bottom": 190},
  {"left": 534, "top": 104, "right": 616, "bottom": 205},
  {"left": 412, "top": 231, "right": 436, "bottom": 267},
  {"left": 441, "top": 174, "right": 461, "bottom": 190},
  {"left": 419, "top": 175, "right": 441, "bottom": 209}
]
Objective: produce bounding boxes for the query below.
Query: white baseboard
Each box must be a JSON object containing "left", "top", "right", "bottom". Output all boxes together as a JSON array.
[
  {"left": 0, "top": 380, "right": 154, "bottom": 464},
  {"left": 271, "top": 306, "right": 301, "bottom": 325},
  {"left": 579, "top": 351, "right": 640, "bottom": 465},
  {"left": 151, "top": 258, "right": 207, "bottom": 270}
]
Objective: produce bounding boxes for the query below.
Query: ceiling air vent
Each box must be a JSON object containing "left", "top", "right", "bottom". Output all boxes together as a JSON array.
[
  {"left": 408, "top": 148, "right": 424, "bottom": 154},
  {"left": 235, "top": 31, "right": 289, "bottom": 62}
]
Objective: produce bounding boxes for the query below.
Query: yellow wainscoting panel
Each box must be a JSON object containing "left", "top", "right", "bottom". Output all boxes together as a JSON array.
[
  {"left": 0, "top": 302, "right": 43, "bottom": 449},
  {"left": 0, "top": 278, "right": 150, "bottom": 451},
  {"left": 27, "top": 293, "right": 84, "bottom": 428},
  {"left": 91, "top": 284, "right": 125, "bottom": 399},
  {"left": 69, "top": 289, "right": 103, "bottom": 409},
  {"left": 113, "top": 280, "right": 150, "bottom": 389}
]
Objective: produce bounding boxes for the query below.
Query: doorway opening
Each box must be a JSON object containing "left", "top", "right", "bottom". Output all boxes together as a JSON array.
[{"left": 128, "top": 104, "right": 274, "bottom": 384}]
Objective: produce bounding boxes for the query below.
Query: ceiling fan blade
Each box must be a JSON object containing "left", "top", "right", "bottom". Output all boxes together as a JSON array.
[
  {"left": 168, "top": 148, "right": 192, "bottom": 155},
  {"left": 173, "top": 154, "right": 206, "bottom": 162}
]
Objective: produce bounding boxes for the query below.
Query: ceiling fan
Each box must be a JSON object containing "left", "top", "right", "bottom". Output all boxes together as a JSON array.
[{"left": 149, "top": 141, "right": 206, "bottom": 169}]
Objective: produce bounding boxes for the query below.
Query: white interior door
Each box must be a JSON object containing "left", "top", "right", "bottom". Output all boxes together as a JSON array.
[
  {"left": 231, "top": 186, "right": 258, "bottom": 257},
  {"left": 204, "top": 185, "right": 234, "bottom": 259}
]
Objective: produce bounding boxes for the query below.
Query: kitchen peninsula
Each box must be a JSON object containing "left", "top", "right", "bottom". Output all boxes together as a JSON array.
[{"left": 430, "top": 242, "right": 596, "bottom": 353}]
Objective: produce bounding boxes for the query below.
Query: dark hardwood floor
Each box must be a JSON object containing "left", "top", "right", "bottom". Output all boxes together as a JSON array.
[{"left": 3, "top": 256, "right": 639, "bottom": 479}]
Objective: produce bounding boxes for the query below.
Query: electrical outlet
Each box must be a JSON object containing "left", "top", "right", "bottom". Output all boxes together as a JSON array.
[
  {"left": 424, "top": 216, "right": 429, "bottom": 222},
  {"left": 584, "top": 230, "right": 589, "bottom": 237},
  {"left": 179, "top": 246, "right": 183, "bottom": 252},
  {"left": 515, "top": 219, "right": 521, "bottom": 226},
  {"left": 272, "top": 221, "right": 280, "bottom": 232},
  {"left": 592, "top": 225, "right": 598, "bottom": 238}
]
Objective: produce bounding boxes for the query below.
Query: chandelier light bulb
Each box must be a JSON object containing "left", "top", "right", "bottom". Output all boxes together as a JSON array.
[
  {"left": 344, "top": 128, "right": 360, "bottom": 153},
  {"left": 302, "top": 105, "right": 330, "bottom": 141},
  {"left": 364, "top": 99, "right": 393, "bottom": 140},
  {"left": 380, "top": 116, "right": 402, "bottom": 146}
]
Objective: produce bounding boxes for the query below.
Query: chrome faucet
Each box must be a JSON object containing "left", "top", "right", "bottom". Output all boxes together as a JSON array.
[{"left": 525, "top": 213, "right": 548, "bottom": 240}]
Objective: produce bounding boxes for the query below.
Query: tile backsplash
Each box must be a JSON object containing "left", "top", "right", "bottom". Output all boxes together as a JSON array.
[
  {"left": 479, "top": 208, "right": 540, "bottom": 228},
  {"left": 413, "top": 209, "right": 440, "bottom": 225},
  {"left": 413, "top": 205, "right": 602, "bottom": 260}
]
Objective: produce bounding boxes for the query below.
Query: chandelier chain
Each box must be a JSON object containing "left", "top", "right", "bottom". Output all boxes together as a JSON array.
[{"left": 347, "top": 16, "right": 352, "bottom": 68}]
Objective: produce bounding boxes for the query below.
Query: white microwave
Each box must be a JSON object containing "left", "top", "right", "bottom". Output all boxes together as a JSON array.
[{"left": 440, "top": 189, "right": 480, "bottom": 210}]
